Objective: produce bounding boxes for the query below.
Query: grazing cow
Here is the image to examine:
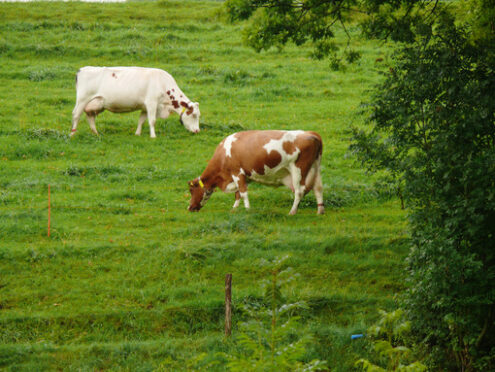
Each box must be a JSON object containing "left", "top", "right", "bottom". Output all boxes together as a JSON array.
[
  {"left": 188, "top": 130, "right": 324, "bottom": 215},
  {"left": 71, "top": 66, "right": 200, "bottom": 138}
]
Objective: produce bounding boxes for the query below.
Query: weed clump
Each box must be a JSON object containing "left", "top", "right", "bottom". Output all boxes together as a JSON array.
[
  {"left": 26, "top": 68, "right": 57, "bottom": 82},
  {"left": 23, "top": 128, "right": 69, "bottom": 141}
]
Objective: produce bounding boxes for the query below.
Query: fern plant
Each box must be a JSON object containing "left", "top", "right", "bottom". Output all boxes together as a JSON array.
[
  {"left": 223, "top": 256, "right": 327, "bottom": 372},
  {"left": 355, "top": 309, "right": 426, "bottom": 372}
]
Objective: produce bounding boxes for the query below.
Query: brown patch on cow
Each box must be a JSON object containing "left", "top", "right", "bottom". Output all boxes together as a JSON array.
[
  {"left": 170, "top": 95, "right": 175, "bottom": 100},
  {"left": 172, "top": 100, "right": 180, "bottom": 109},
  {"left": 305, "top": 131, "right": 323, "bottom": 156},
  {"left": 166, "top": 90, "right": 170, "bottom": 95},
  {"left": 226, "top": 130, "right": 287, "bottom": 176},
  {"left": 112, "top": 73, "right": 117, "bottom": 78},
  {"left": 282, "top": 141, "right": 296, "bottom": 155},
  {"left": 252, "top": 163, "right": 265, "bottom": 175},
  {"left": 294, "top": 133, "right": 323, "bottom": 185},
  {"left": 180, "top": 101, "right": 194, "bottom": 115},
  {"left": 172, "top": 89, "right": 175, "bottom": 92},
  {"left": 265, "top": 150, "right": 282, "bottom": 169}
]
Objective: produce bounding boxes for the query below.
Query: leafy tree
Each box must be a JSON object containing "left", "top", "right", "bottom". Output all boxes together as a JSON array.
[
  {"left": 352, "top": 12, "right": 495, "bottom": 372},
  {"left": 225, "top": 0, "right": 441, "bottom": 66}
]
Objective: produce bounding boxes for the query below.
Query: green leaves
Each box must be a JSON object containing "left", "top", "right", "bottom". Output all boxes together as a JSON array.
[
  {"left": 225, "top": 0, "right": 451, "bottom": 65},
  {"left": 227, "top": 0, "right": 354, "bottom": 58},
  {"left": 356, "top": 309, "right": 426, "bottom": 371},
  {"left": 225, "top": 0, "right": 257, "bottom": 21},
  {"left": 352, "top": 7, "right": 495, "bottom": 370}
]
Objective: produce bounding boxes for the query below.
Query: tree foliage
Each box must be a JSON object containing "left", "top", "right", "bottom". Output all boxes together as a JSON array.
[
  {"left": 352, "top": 11, "right": 495, "bottom": 372},
  {"left": 225, "top": 0, "right": 443, "bottom": 64}
]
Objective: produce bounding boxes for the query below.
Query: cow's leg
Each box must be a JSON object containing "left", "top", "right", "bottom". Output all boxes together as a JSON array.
[
  {"left": 292, "top": 144, "right": 323, "bottom": 214},
  {"left": 71, "top": 100, "right": 88, "bottom": 136},
  {"left": 289, "top": 164, "right": 304, "bottom": 215},
  {"left": 233, "top": 191, "right": 241, "bottom": 209},
  {"left": 233, "top": 174, "right": 250, "bottom": 209},
  {"left": 313, "top": 165, "right": 324, "bottom": 215},
  {"left": 240, "top": 191, "right": 250, "bottom": 209},
  {"left": 135, "top": 111, "right": 147, "bottom": 136},
  {"left": 145, "top": 102, "right": 158, "bottom": 138},
  {"left": 302, "top": 158, "right": 324, "bottom": 215}
]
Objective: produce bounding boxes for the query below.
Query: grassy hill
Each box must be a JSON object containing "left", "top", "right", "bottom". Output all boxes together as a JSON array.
[{"left": 0, "top": 1, "right": 407, "bottom": 370}]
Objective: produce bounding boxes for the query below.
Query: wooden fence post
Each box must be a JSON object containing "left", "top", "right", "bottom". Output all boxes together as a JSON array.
[{"left": 225, "top": 273, "right": 232, "bottom": 337}]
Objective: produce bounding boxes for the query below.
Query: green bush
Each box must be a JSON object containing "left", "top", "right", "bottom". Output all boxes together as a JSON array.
[{"left": 352, "top": 11, "right": 495, "bottom": 371}]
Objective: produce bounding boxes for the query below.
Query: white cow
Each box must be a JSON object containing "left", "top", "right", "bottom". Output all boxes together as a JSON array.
[{"left": 71, "top": 66, "right": 200, "bottom": 138}]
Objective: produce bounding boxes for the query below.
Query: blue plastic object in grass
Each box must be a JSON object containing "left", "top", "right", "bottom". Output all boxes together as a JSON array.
[{"left": 351, "top": 334, "right": 364, "bottom": 340}]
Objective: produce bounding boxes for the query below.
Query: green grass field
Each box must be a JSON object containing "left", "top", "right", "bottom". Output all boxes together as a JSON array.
[{"left": 0, "top": 1, "right": 407, "bottom": 370}]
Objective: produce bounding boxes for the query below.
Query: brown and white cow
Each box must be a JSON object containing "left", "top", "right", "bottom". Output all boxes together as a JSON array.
[
  {"left": 71, "top": 66, "right": 200, "bottom": 138},
  {"left": 188, "top": 130, "right": 324, "bottom": 215}
]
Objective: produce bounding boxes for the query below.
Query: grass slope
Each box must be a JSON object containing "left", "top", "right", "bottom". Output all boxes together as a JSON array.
[{"left": 0, "top": 1, "right": 406, "bottom": 370}]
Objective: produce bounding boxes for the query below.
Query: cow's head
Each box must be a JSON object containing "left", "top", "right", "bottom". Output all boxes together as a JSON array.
[
  {"left": 188, "top": 177, "right": 212, "bottom": 211},
  {"left": 180, "top": 102, "right": 200, "bottom": 134}
]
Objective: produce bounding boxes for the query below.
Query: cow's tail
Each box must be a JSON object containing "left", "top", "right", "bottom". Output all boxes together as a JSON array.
[{"left": 75, "top": 68, "right": 81, "bottom": 87}]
